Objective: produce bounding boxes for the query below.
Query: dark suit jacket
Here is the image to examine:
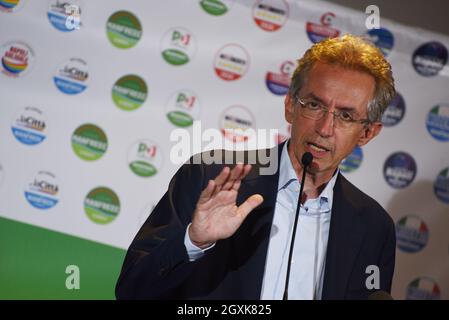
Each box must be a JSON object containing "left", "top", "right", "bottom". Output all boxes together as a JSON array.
[{"left": 115, "top": 142, "right": 396, "bottom": 300}]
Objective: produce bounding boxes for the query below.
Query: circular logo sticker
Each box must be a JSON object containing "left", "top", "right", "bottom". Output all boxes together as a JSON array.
[
  {"left": 128, "top": 140, "right": 163, "bottom": 177},
  {"left": 306, "top": 12, "right": 340, "bottom": 43},
  {"left": 161, "top": 27, "right": 196, "bottom": 66},
  {"left": 199, "top": 0, "right": 234, "bottom": 16},
  {"left": 0, "top": 0, "right": 25, "bottom": 12},
  {"left": 434, "top": 167, "right": 449, "bottom": 203},
  {"left": 382, "top": 92, "right": 406, "bottom": 127},
  {"left": 220, "top": 105, "right": 255, "bottom": 143},
  {"left": 214, "top": 44, "right": 250, "bottom": 81},
  {"left": 84, "top": 187, "right": 120, "bottom": 224},
  {"left": 383, "top": 152, "right": 417, "bottom": 189},
  {"left": 265, "top": 60, "right": 296, "bottom": 95},
  {"left": 366, "top": 28, "right": 394, "bottom": 56},
  {"left": 412, "top": 41, "right": 448, "bottom": 77},
  {"left": 406, "top": 277, "right": 441, "bottom": 300},
  {"left": 53, "top": 57, "right": 88, "bottom": 95},
  {"left": 112, "top": 75, "right": 147, "bottom": 111},
  {"left": 339, "top": 145, "right": 363, "bottom": 173},
  {"left": 426, "top": 104, "right": 449, "bottom": 142},
  {"left": 253, "top": 0, "right": 289, "bottom": 32},
  {"left": 24, "top": 171, "right": 59, "bottom": 209},
  {"left": 165, "top": 90, "right": 201, "bottom": 127},
  {"left": 71, "top": 124, "right": 108, "bottom": 161},
  {"left": 11, "top": 106, "right": 46, "bottom": 145},
  {"left": 396, "top": 215, "right": 429, "bottom": 253},
  {"left": 47, "top": 0, "right": 82, "bottom": 32},
  {"left": 106, "top": 11, "right": 142, "bottom": 49},
  {"left": 1, "top": 41, "right": 35, "bottom": 77}
]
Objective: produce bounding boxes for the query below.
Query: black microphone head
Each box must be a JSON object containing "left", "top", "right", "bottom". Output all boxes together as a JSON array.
[
  {"left": 368, "top": 290, "right": 394, "bottom": 300},
  {"left": 301, "top": 152, "right": 313, "bottom": 167}
]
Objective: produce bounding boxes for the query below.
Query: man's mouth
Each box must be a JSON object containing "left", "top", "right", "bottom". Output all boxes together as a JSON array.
[{"left": 307, "top": 142, "right": 330, "bottom": 152}]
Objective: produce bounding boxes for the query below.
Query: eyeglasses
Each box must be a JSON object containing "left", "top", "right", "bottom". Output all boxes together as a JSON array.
[{"left": 296, "top": 97, "right": 371, "bottom": 129}]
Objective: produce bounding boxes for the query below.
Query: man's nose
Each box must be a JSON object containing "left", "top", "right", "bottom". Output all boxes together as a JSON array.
[{"left": 316, "top": 111, "right": 335, "bottom": 137}]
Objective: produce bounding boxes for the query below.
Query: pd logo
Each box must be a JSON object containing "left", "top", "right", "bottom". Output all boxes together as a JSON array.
[
  {"left": 47, "top": 0, "right": 82, "bottom": 32},
  {"left": 265, "top": 60, "right": 296, "bottom": 95},
  {"left": 0, "top": 0, "right": 25, "bottom": 12},
  {"left": 366, "top": 28, "right": 394, "bottom": 56},
  {"left": 71, "top": 124, "right": 108, "bottom": 161},
  {"left": 406, "top": 277, "right": 440, "bottom": 300},
  {"left": 84, "top": 187, "right": 120, "bottom": 224},
  {"left": 381, "top": 92, "right": 406, "bottom": 127},
  {"left": 220, "top": 105, "right": 255, "bottom": 143},
  {"left": 339, "top": 145, "right": 363, "bottom": 173},
  {"left": 383, "top": 152, "right": 417, "bottom": 189},
  {"left": 112, "top": 75, "right": 147, "bottom": 111},
  {"left": 24, "top": 171, "right": 59, "bottom": 209},
  {"left": 412, "top": 41, "right": 448, "bottom": 77},
  {"left": 426, "top": 104, "right": 449, "bottom": 142},
  {"left": 434, "top": 167, "right": 449, "bottom": 203},
  {"left": 200, "top": 0, "right": 234, "bottom": 16},
  {"left": 53, "top": 57, "right": 88, "bottom": 95},
  {"left": 106, "top": 11, "right": 142, "bottom": 49},
  {"left": 166, "top": 90, "right": 201, "bottom": 127},
  {"left": 161, "top": 27, "right": 196, "bottom": 66},
  {"left": 305, "top": 12, "right": 340, "bottom": 43},
  {"left": 11, "top": 106, "right": 46, "bottom": 146},
  {"left": 396, "top": 215, "right": 429, "bottom": 253},
  {"left": 214, "top": 44, "right": 250, "bottom": 81},
  {"left": 128, "top": 140, "right": 163, "bottom": 177},
  {"left": 0, "top": 41, "right": 34, "bottom": 77},
  {"left": 252, "top": 0, "right": 289, "bottom": 32}
]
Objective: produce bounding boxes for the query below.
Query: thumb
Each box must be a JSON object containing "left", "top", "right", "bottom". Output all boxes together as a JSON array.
[{"left": 237, "top": 194, "right": 264, "bottom": 219}]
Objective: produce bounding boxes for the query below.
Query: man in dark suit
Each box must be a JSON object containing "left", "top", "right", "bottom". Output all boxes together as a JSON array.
[{"left": 116, "top": 34, "right": 396, "bottom": 300}]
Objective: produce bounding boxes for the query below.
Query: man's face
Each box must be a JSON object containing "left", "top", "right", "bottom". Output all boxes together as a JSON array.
[{"left": 285, "top": 62, "right": 382, "bottom": 176}]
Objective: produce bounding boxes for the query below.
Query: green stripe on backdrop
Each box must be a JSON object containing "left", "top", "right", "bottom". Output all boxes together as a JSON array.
[{"left": 0, "top": 216, "right": 126, "bottom": 299}]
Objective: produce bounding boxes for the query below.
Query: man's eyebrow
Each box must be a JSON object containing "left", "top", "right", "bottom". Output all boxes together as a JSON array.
[{"left": 307, "top": 93, "right": 358, "bottom": 112}]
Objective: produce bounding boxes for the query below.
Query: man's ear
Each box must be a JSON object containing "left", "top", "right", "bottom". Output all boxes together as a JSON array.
[
  {"left": 285, "top": 94, "right": 294, "bottom": 124},
  {"left": 358, "top": 122, "right": 383, "bottom": 147}
]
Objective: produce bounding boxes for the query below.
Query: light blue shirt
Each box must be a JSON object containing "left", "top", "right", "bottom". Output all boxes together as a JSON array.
[{"left": 184, "top": 141, "right": 338, "bottom": 300}]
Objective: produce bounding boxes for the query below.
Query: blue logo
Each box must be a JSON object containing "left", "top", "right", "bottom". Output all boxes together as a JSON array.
[
  {"left": 265, "top": 60, "right": 295, "bottom": 95},
  {"left": 383, "top": 152, "right": 417, "bottom": 189},
  {"left": 426, "top": 104, "right": 449, "bottom": 142},
  {"left": 406, "top": 277, "right": 440, "bottom": 300},
  {"left": 412, "top": 41, "right": 448, "bottom": 77},
  {"left": 434, "top": 167, "right": 449, "bottom": 203},
  {"left": 339, "top": 145, "right": 363, "bottom": 173},
  {"left": 396, "top": 215, "right": 429, "bottom": 253},
  {"left": 47, "top": 0, "right": 82, "bottom": 32},
  {"left": 305, "top": 12, "right": 340, "bottom": 43},
  {"left": 24, "top": 171, "right": 59, "bottom": 209},
  {"left": 366, "top": 27, "right": 394, "bottom": 56},
  {"left": 382, "top": 92, "right": 406, "bottom": 127},
  {"left": 53, "top": 57, "right": 88, "bottom": 94},
  {"left": 11, "top": 106, "right": 46, "bottom": 145}
]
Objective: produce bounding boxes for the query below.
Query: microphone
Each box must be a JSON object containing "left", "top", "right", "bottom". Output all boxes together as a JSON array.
[
  {"left": 368, "top": 290, "right": 394, "bottom": 300},
  {"left": 283, "top": 152, "right": 313, "bottom": 300}
]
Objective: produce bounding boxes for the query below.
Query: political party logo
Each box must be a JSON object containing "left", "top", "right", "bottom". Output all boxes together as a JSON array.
[
  {"left": 161, "top": 27, "right": 196, "bottom": 66},
  {"left": 128, "top": 140, "right": 163, "bottom": 177},
  {"left": 265, "top": 60, "right": 296, "bottom": 95},
  {"left": 0, "top": 41, "right": 34, "bottom": 77},
  {"left": 214, "top": 44, "right": 250, "bottom": 81},
  {"left": 434, "top": 167, "right": 449, "bottom": 203},
  {"left": 47, "top": 0, "right": 82, "bottom": 32},
  {"left": 71, "top": 124, "right": 107, "bottom": 161},
  {"left": 166, "top": 90, "right": 201, "bottom": 127},
  {"left": 339, "top": 145, "right": 363, "bottom": 173},
  {"left": 11, "top": 106, "right": 46, "bottom": 145},
  {"left": 220, "top": 105, "right": 255, "bottom": 143},
  {"left": 112, "top": 75, "right": 147, "bottom": 111},
  {"left": 0, "top": 0, "right": 25, "bottom": 12},
  {"left": 84, "top": 187, "right": 120, "bottom": 224},
  {"left": 406, "top": 277, "right": 440, "bottom": 300},
  {"left": 383, "top": 152, "right": 417, "bottom": 189},
  {"left": 306, "top": 12, "right": 340, "bottom": 44},
  {"left": 252, "top": 0, "right": 289, "bottom": 32},
  {"left": 426, "top": 104, "right": 449, "bottom": 142},
  {"left": 412, "top": 41, "right": 448, "bottom": 77},
  {"left": 366, "top": 28, "right": 394, "bottom": 56},
  {"left": 275, "top": 123, "right": 291, "bottom": 145},
  {"left": 200, "top": 0, "right": 233, "bottom": 16},
  {"left": 382, "top": 92, "right": 406, "bottom": 127},
  {"left": 106, "top": 11, "right": 142, "bottom": 49},
  {"left": 53, "top": 57, "right": 88, "bottom": 94},
  {"left": 396, "top": 215, "right": 429, "bottom": 253},
  {"left": 24, "top": 171, "right": 59, "bottom": 209}
]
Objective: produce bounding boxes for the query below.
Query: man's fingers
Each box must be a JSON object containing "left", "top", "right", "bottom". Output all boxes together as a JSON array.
[
  {"left": 222, "top": 164, "right": 244, "bottom": 190},
  {"left": 237, "top": 194, "right": 264, "bottom": 219},
  {"left": 214, "top": 166, "right": 231, "bottom": 187},
  {"left": 198, "top": 179, "right": 215, "bottom": 204}
]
